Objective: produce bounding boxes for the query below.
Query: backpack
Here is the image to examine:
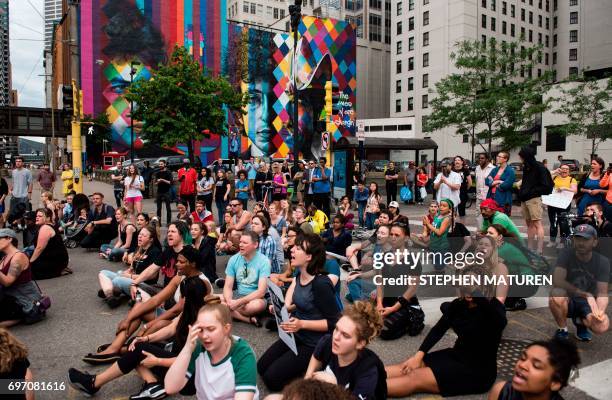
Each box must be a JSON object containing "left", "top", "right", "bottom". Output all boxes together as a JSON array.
[
  {"left": 380, "top": 303, "right": 425, "bottom": 340},
  {"left": 400, "top": 186, "right": 412, "bottom": 202},
  {"left": 540, "top": 164, "right": 554, "bottom": 195}
]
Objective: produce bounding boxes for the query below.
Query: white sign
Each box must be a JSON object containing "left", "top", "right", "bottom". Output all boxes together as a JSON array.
[
  {"left": 88, "top": 126, "right": 94, "bottom": 135},
  {"left": 541, "top": 190, "right": 574, "bottom": 209},
  {"left": 357, "top": 120, "right": 365, "bottom": 142},
  {"left": 266, "top": 278, "right": 298, "bottom": 355},
  {"left": 321, "top": 132, "right": 330, "bottom": 151}
]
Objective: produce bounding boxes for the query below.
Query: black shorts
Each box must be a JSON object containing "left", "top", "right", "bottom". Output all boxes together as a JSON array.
[{"left": 567, "top": 297, "right": 593, "bottom": 321}]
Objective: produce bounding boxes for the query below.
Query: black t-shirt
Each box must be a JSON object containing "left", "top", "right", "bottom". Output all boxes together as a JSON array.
[
  {"left": 385, "top": 168, "right": 398, "bottom": 188},
  {"left": 313, "top": 334, "right": 381, "bottom": 400},
  {"left": 133, "top": 245, "right": 163, "bottom": 284},
  {"left": 161, "top": 247, "right": 181, "bottom": 286},
  {"left": 90, "top": 204, "right": 117, "bottom": 231},
  {"left": 448, "top": 222, "right": 471, "bottom": 253},
  {"left": 155, "top": 170, "right": 173, "bottom": 194},
  {"left": 112, "top": 172, "right": 125, "bottom": 190},
  {"left": 0, "top": 177, "right": 8, "bottom": 197},
  {"left": 0, "top": 357, "right": 29, "bottom": 400},
  {"left": 214, "top": 178, "right": 230, "bottom": 201},
  {"left": 556, "top": 248, "right": 610, "bottom": 296}
]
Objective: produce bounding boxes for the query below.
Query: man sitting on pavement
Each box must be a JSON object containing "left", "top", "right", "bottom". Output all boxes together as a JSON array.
[
  {"left": 222, "top": 231, "right": 270, "bottom": 327},
  {"left": 80, "top": 193, "right": 118, "bottom": 249},
  {"left": 480, "top": 199, "right": 522, "bottom": 241},
  {"left": 549, "top": 224, "right": 609, "bottom": 342}
]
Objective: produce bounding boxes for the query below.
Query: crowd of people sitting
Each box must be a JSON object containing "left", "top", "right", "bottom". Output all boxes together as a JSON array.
[{"left": 0, "top": 152, "right": 609, "bottom": 400}]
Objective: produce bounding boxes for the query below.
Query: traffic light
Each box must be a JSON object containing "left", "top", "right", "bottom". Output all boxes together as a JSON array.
[
  {"left": 61, "top": 85, "right": 74, "bottom": 114},
  {"left": 324, "top": 81, "right": 332, "bottom": 121}
]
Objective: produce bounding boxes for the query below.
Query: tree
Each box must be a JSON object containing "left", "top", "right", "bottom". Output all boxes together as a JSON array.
[
  {"left": 424, "top": 39, "right": 552, "bottom": 161},
  {"left": 125, "top": 45, "right": 246, "bottom": 162},
  {"left": 552, "top": 75, "right": 612, "bottom": 157}
]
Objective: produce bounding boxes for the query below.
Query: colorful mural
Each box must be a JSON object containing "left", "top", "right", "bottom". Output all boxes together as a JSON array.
[{"left": 80, "top": 1, "right": 355, "bottom": 164}]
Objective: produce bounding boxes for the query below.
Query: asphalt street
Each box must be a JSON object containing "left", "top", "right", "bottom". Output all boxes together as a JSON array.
[{"left": 8, "top": 177, "right": 612, "bottom": 400}]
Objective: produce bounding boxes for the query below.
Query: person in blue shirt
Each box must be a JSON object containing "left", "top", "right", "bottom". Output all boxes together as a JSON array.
[
  {"left": 312, "top": 157, "right": 332, "bottom": 217},
  {"left": 245, "top": 157, "right": 259, "bottom": 199},
  {"left": 354, "top": 181, "right": 370, "bottom": 228},
  {"left": 222, "top": 231, "right": 271, "bottom": 327},
  {"left": 235, "top": 170, "right": 250, "bottom": 210}
]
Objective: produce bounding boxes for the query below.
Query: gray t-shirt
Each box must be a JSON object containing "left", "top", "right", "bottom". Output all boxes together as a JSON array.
[
  {"left": 557, "top": 248, "right": 610, "bottom": 296},
  {"left": 12, "top": 168, "right": 32, "bottom": 198}
]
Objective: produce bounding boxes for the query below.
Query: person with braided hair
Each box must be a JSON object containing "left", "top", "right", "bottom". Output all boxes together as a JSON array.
[{"left": 305, "top": 301, "right": 387, "bottom": 400}]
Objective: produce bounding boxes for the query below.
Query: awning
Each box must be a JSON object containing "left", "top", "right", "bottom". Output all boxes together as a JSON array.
[{"left": 334, "top": 136, "right": 438, "bottom": 150}]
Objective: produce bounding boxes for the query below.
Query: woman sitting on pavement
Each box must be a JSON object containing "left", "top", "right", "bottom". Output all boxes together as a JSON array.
[
  {"left": 29, "top": 208, "right": 70, "bottom": 280},
  {"left": 69, "top": 275, "right": 210, "bottom": 399},
  {"left": 175, "top": 203, "right": 192, "bottom": 226},
  {"left": 255, "top": 209, "right": 285, "bottom": 276},
  {"left": 269, "top": 202, "right": 288, "bottom": 237},
  {"left": 474, "top": 235, "right": 510, "bottom": 304},
  {"left": 99, "top": 207, "right": 137, "bottom": 262},
  {"left": 305, "top": 301, "right": 387, "bottom": 400},
  {"left": 269, "top": 226, "right": 301, "bottom": 289},
  {"left": 84, "top": 223, "right": 197, "bottom": 363},
  {"left": 489, "top": 338, "right": 580, "bottom": 400},
  {"left": 251, "top": 214, "right": 282, "bottom": 274},
  {"left": 39, "top": 191, "right": 57, "bottom": 224},
  {"left": 0, "top": 328, "right": 36, "bottom": 400},
  {"left": 98, "top": 225, "right": 163, "bottom": 308},
  {"left": 421, "top": 198, "right": 453, "bottom": 273},
  {"left": 122, "top": 213, "right": 152, "bottom": 266},
  {"left": 337, "top": 195, "right": 355, "bottom": 230},
  {"left": 321, "top": 214, "right": 352, "bottom": 257},
  {"left": 216, "top": 211, "right": 239, "bottom": 255},
  {"left": 190, "top": 222, "right": 217, "bottom": 283},
  {"left": 257, "top": 234, "right": 341, "bottom": 392},
  {"left": 165, "top": 296, "right": 259, "bottom": 400},
  {"left": 386, "top": 264, "right": 507, "bottom": 398}
]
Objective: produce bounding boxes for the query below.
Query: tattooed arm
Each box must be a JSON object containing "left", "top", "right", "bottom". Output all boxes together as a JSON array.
[{"left": 0, "top": 253, "right": 29, "bottom": 287}]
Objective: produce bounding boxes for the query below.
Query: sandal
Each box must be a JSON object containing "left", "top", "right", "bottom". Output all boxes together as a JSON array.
[
  {"left": 250, "top": 316, "right": 262, "bottom": 328},
  {"left": 96, "top": 343, "right": 111, "bottom": 353}
]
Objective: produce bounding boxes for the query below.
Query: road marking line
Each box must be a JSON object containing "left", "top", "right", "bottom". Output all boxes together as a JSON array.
[{"left": 571, "top": 358, "right": 612, "bottom": 400}]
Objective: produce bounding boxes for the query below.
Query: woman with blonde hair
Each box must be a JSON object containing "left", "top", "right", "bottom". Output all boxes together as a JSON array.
[
  {"left": 0, "top": 328, "right": 34, "bottom": 400},
  {"left": 473, "top": 235, "right": 510, "bottom": 304},
  {"left": 305, "top": 301, "right": 387, "bottom": 399},
  {"left": 40, "top": 191, "right": 57, "bottom": 223}
]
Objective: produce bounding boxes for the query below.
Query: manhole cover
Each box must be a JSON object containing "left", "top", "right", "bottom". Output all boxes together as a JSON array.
[{"left": 497, "top": 338, "right": 531, "bottom": 379}]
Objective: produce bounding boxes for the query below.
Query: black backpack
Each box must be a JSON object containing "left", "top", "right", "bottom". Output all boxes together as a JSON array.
[{"left": 347, "top": 349, "right": 388, "bottom": 400}]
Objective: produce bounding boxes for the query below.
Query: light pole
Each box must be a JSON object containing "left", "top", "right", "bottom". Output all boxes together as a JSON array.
[
  {"left": 289, "top": 0, "right": 302, "bottom": 171},
  {"left": 129, "top": 61, "right": 141, "bottom": 163}
]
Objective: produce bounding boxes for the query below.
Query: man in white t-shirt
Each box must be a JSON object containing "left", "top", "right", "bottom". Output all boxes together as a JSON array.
[
  {"left": 433, "top": 162, "right": 462, "bottom": 208},
  {"left": 475, "top": 153, "right": 495, "bottom": 226}
]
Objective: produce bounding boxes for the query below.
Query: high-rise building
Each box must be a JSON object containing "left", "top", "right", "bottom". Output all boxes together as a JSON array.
[
  {"left": 390, "top": 0, "right": 612, "bottom": 159},
  {"left": 45, "top": 0, "right": 63, "bottom": 51},
  {"left": 0, "top": 0, "right": 10, "bottom": 107},
  {"left": 226, "top": 0, "right": 391, "bottom": 119}
]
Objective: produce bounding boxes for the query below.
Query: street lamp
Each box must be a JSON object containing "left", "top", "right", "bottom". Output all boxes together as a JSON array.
[
  {"left": 289, "top": 0, "right": 302, "bottom": 171},
  {"left": 129, "top": 60, "right": 141, "bottom": 163}
]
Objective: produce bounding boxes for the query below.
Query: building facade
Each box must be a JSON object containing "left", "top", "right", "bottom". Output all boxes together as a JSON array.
[
  {"left": 226, "top": 0, "right": 391, "bottom": 119},
  {"left": 0, "top": 0, "right": 10, "bottom": 107},
  {"left": 45, "top": 0, "right": 64, "bottom": 52},
  {"left": 390, "top": 0, "right": 612, "bottom": 162}
]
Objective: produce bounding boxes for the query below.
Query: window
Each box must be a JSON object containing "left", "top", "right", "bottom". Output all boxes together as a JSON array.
[
  {"left": 521, "top": 8, "right": 525, "bottom": 21},
  {"left": 482, "top": 14, "right": 487, "bottom": 28},
  {"left": 408, "top": 77, "right": 414, "bottom": 90},
  {"left": 422, "top": 73, "right": 429, "bottom": 88},
  {"left": 369, "top": 14, "right": 382, "bottom": 42},
  {"left": 569, "top": 0, "right": 577, "bottom": 5},
  {"left": 423, "top": 32, "right": 429, "bottom": 46},
  {"left": 546, "top": 0, "right": 550, "bottom": 12},
  {"left": 423, "top": 0, "right": 429, "bottom": 4},
  {"left": 552, "top": 52, "right": 557, "bottom": 64},
  {"left": 569, "top": 48, "right": 577, "bottom": 61},
  {"left": 529, "top": 11, "right": 533, "bottom": 24},
  {"left": 396, "top": 80, "right": 402, "bottom": 93},
  {"left": 569, "top": 67, "right": 578, "bottom": 76},
  {"left": 502, "top": 21, "right": 507, "bottom": 34},
  {"left": 538, "top": 15, "right": 542, "bottom": 27},
  {"left": 423, "top": 11, "right": 429, "bottom": 25},
  {"left": 546, "top": 129, "right": 566, "bottom": 152},
  {"left": 491, "top": 0, "right": 496, "bottom": 11},
  {"left": 545, "top": 53, "right": 549, "bottom": 65},
  {"left": 482, "top": 34, "right": 487, "bottom": 46},
  {"left": 409, "top": 0, "right": 414, "bottom": 11},
  {"left": 545, "top": 35, "right": 549, "bottom": 47},
  {"left": 409, "top": 16, "right": 414, "bottom": 30},
  {"left": 396, "top": 60, "right": 402, "bottom": 73},
  {"left": 529, "top": 30, "right": 532, "bottom": 42},
  {"left": 554, "top": 0, "right": 558, "bottom": 11},
  {"left": 502, "top": 1, "right": 507, "bottom": 14},
  {"left": 397, "top": 41, "right": 403, "bottom": 54},
  {"left": 521, "top": 27, "right": 526, "bottom": 40},
  {"left": 423, "top": 52, "right": 429, "bottom": 67},
  {"left": 280, "top": 9, "right": 285, "bottom": 19},
  {"left": 539, "top": 0, "right": 542, "bottom": 8},
  {"left": 243, "top": 2, "right": 249, "bottom": 13},
  {"left": 491, "top": 17, "right": 496, "bottom": 31},
  {"left": 395, "top": 99, "right": 402, "bottom": 113},
  {"left": 422, "top": 94, "right": 429, "bottom": 109},
  {"left": 538, "top": 32, "right": 542, "bottom": 44},
  {"left": 250, "top": 3, "right": 256, "bottom": 14},
  {"left": 553, "top": 34, "right": 557, "bottom": 46},
  {"left": 511, "top": 23, "right": 516, "bottom": 37},
  {"left": 569, "top": 30, "right": 577, "bottom": 42},
  {"left": 546, "top": 17, "right": 549, "bottom": 29},
  {"left": 408, "top": 97, "right": 414, "bottom": 111},
  {"left": 273, "top": 7, "right": 279, "bottom": 19},
  {"left": 397, "top": 21, "right": 403, "bottom": 35},
  {"left": 369, "top": 0, "right": 382, "bottom": 9},
  {"left": 570, "top": 12, "right": 578, "bottom": 24},
  {"left": 511, "top": 4, "right": 516, "bottom": 17},
  {"left": 397, "top": 1, "right": 403, "bottom": 15},
  {"left": 408, "top": 57, "right": 414, "bottom": 70},
  {"left": 409, "top": 36, "right": 415, "bottom": 50},
  {"left": 482, "top": 0, "right": 487, "bottom": 7}
]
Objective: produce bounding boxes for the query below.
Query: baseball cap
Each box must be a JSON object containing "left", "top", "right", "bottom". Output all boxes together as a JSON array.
[
  {"left": 0, "top": 228, "right": 18, "bottom": 241},
  {"left": 388, "top": 201, "right": 400, "bottom": 208},
  {"left": 573, "top": 224, "right": 597, "bottom": 239}
]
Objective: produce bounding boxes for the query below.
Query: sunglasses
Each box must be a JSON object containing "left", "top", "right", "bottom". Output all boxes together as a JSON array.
[{"left": 241, "top": 262, "right": 249, "bottom": 280}]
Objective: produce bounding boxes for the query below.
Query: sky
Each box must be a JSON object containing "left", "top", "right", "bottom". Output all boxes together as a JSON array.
[{"left": 10, "top": 0, "right": 45, "bottom": 142}]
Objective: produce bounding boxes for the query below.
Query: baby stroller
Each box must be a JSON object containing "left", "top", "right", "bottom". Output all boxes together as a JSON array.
[
  {"left": 8, "top": 201, "right": 31, "bottom": 232},
  {"left": 62, "top": 219, "right": 88, "bottom": 249}
]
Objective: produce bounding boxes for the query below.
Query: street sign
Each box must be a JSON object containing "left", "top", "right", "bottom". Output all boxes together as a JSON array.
[
  {"left": 321, "top": 131, "right": 330, "bottom": 150},
  {"left": 357, "top": 120, "right": 365, "bottom": 142}
]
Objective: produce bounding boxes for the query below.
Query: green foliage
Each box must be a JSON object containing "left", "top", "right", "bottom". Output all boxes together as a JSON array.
[
  {"left": 552, "top": 75, "right": 612, "bottom": 156},
  {"left": 424, "top": 38, "right": 552, "bottom": 159},
  {"left": 125, "top": 45, "right": 247, "bottom": 161}
]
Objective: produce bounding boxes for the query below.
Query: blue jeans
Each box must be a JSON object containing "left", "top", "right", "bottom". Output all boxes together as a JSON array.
[
  {"left": 357, "top": 201, "right": 366, "bottom": 227},
  {"left": 215, "top": 199, "right": 228, "bottom": 224},
  {"left": 365, "top": 212, "right": 378, "bottom": 229},
  {"left": 100, "top": 270, "right": 133, "bottom": 296},
  {"left": 99, "top": 244, "right": 127, "bottom": 261},
  {"left": 347, "top": 278, "right": 376, "bottom": 302}
]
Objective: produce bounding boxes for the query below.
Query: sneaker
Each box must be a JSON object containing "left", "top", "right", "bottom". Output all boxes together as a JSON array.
[
  {"left": 68, "top": 368, "right": 99, "bottom": 396},
  {"left": 575, "top": 324, "right": 593, "bottom": 342},
  {"left": 82, "top": 352, "right": 121, "bottom": 365},
  {"left": 505, "top": 297, "right": 527, "bottom": 311},
  {"left": 129, "top": 382, "right": 166, "bottom": 400},
  {"left": 554, "top": 328, "right": 569, "bottom": 340},
  {"left": 214, "top": 278, "right": 225, "bottom": 289}
]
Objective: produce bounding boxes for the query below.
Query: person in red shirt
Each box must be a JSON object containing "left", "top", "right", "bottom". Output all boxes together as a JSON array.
[
  {"left": 190, "top": 200, "right": 213, "bottom": 223},
  {"left": 178, "top": 159, "right": 198, "bottom": 212}
]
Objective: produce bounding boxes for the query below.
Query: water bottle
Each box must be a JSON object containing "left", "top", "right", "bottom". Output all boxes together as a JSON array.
[{"left": 135, "top": 290, "right": 142, "bottom": 303}]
